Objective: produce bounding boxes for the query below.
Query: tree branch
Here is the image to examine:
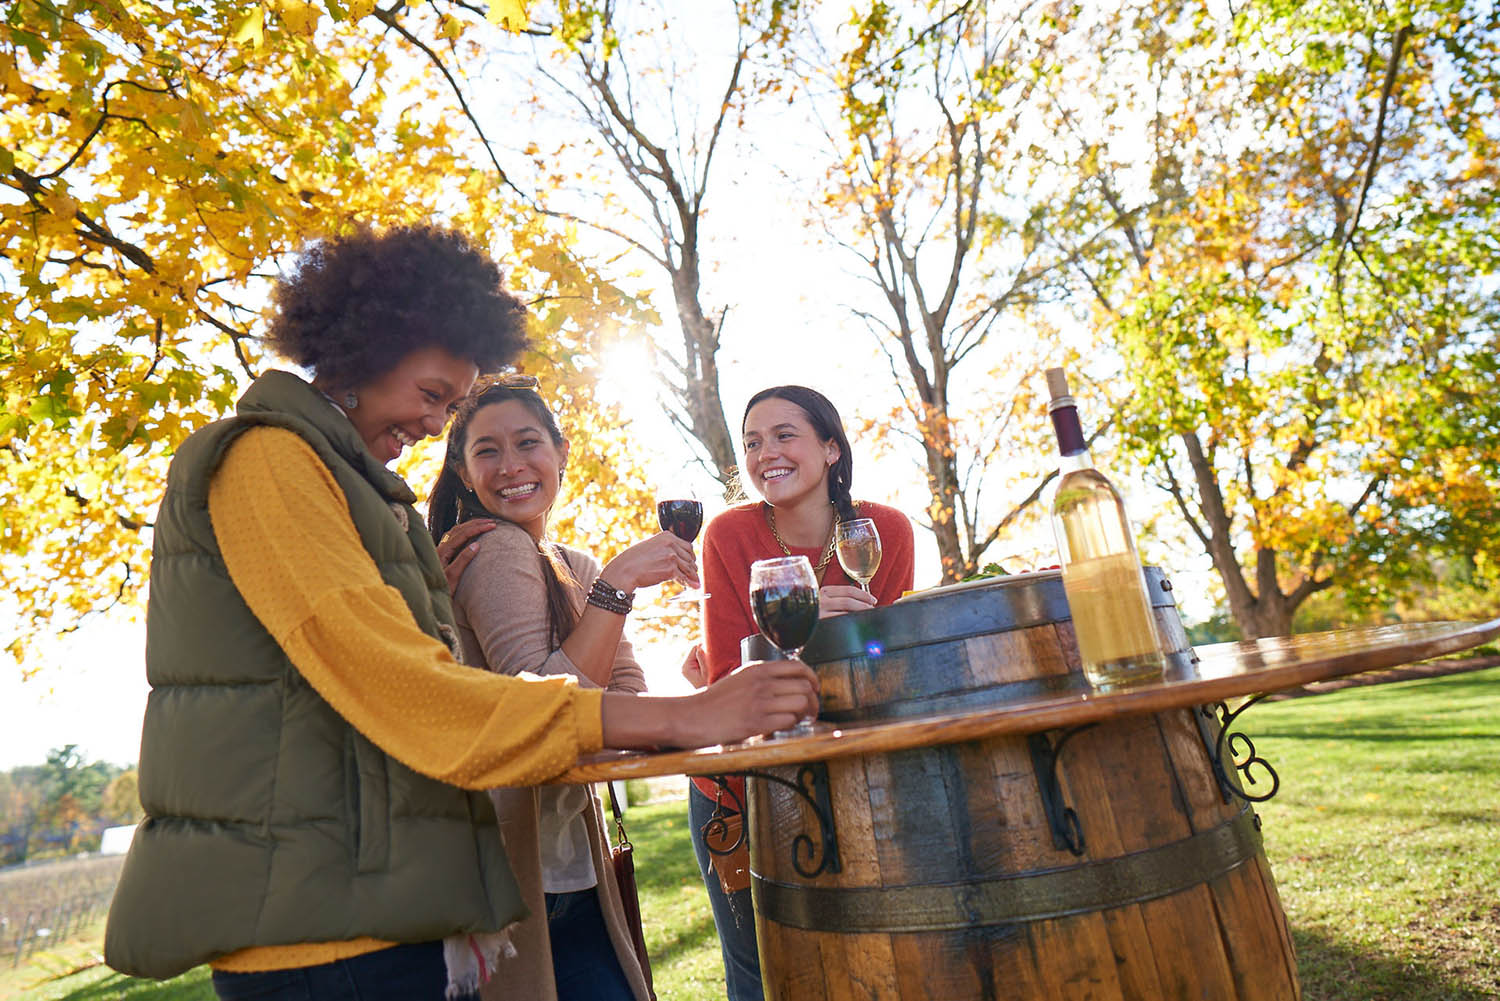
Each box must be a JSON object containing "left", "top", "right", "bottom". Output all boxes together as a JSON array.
[
  {"left": 36, "top": 78, "right": 174, "bottom": 182},
  {"left": 1332, "top": 25, "right": 1411, "bottom": 287},
  {"left": 372, "top": 6, "right": 525, "bottom": 198},
  {"left": 196, "top": 308, "right": 259, "bottom": 381}
]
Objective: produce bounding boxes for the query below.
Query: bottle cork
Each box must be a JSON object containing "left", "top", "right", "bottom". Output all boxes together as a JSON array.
[{"left": 1045, "top": 367, "right": 1074, "bottom": 413}]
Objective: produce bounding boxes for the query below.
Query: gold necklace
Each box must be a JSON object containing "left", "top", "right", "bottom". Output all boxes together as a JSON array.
[{"left": 765, "top": 503, "right": 837, "bottom": 574}]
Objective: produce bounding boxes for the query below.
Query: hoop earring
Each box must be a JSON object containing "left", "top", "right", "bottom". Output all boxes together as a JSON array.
[{"left": 343, "top": 390, "right": 359, "bottom": 410}]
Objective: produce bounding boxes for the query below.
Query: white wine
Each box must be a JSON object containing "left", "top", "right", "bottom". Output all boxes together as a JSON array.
[
  {"left": 1046, "top": 368, "right": 1165, "bottom": 689},
  {"left": 834, "top": 518, "right": 883, "bottom": 592},
  {"left": 837, "top": 536, "right": 882, "bottom": 584},
  {"left": 1061, "top": 551, "right": 1164, "bottom": 684}
]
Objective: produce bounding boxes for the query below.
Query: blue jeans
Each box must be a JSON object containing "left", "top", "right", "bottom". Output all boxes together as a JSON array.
[
  {"left": 210, "top": 941, "right": 465, "bottom": 1001},
  {"left": 689, "top": 785, "right": 764, "bottom": 1001},
  {"left": 545, "top": 887, "right": 635, "bottom": 1001}
]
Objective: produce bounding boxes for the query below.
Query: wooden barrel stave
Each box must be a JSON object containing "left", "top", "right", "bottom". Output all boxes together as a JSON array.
[
  {"left": 1097, "top": 906, "right": 1168, "bottom": 998},
  {"left": 751, "top": 570, "right": 1299, "bottom": 1000},
  {"left": 1211, "top": 854, "right": 1302, "bottom": 1001}
]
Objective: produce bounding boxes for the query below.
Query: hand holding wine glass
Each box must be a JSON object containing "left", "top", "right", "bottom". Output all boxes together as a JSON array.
[
  {"left": 834, "top": 517, "right": 882, "bottom": 593},
  {"left": 749, "top": 555, "right": 821, "bottom": 734},
  {"left": 656, "top": 489, "right": 706, "bottom": 601}
]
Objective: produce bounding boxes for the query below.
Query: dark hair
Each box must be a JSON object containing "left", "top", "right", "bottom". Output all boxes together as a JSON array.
[
  {"left": 742, "top": 385, "right": 857, "bottom": 522},
  {"left": 428, "top": 379, "right": 580, "bottom": 649},
  {"left": 266, "top": 224, "right": 528, "bottom": 389}
]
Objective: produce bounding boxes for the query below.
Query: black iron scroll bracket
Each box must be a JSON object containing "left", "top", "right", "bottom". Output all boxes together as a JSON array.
[
  {"left": 1028, "top": 724, "right": 1097, "bottom": 857},
  {"left": 1194, "top": 697, "right": 1281, "bottom": 804},
  {"left": 699, "top": 762, "right": 841, "bottom": 879}
]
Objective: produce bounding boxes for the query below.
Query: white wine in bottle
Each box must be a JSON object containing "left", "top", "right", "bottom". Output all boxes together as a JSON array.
[{"left": 1045, "top": 367, "right": 1165, "bottom": 689}]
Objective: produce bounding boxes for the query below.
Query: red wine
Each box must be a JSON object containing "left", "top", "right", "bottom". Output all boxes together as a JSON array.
[
  {"left": 657, "top": 499, "right": 704, "bottom": 542},
  {"left": 751, "top": 582, "right": 819, "bottom": 654}
]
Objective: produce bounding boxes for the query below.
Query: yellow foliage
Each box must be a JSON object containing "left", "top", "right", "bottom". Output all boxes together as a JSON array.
[
  {"left": 0, "top": 1, "right": 657, "bottom": 668},
  {"left": 488, "top": 0, "right": 530, "bottom": 31},
  {"left": 232, "top": 8, "right": 265, "bottom": 47},
  {"left": 273, "top": 0, "right": 322, "bottom": 37}
]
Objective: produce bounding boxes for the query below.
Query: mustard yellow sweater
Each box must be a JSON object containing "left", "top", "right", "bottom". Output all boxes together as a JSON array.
[{"left": 206, "top": 427, "right": 604, "bottom": 973}]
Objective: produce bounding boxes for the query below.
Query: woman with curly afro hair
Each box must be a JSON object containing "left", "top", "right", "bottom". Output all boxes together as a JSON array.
[{"left": 105, "top": 224, "right": 818, "bottom": 1001}]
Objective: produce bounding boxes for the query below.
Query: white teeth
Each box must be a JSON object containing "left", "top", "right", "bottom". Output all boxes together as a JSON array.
[
  {"left": 390, "top": 426, "right": 416, "bottom": 447},
  {"left": 764, "top": 468, "right": 792, "bottom": 481},
  {"left": 500, "top": 483, "right": 539, "bottom": 499}
]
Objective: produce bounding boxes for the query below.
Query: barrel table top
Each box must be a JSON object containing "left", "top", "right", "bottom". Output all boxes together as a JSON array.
[{"left": 557, "top": 618, "right": 1500, "bottom": 783}]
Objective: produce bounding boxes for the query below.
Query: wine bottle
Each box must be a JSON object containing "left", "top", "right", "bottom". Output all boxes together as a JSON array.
[{"left": 1045, "top": 367, "right": 1165, "bottom": 689}]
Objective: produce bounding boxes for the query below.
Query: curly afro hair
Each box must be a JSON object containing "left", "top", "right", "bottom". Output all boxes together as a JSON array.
[{"left": 265, "top": 224, "right": 528, "bottom": 389}]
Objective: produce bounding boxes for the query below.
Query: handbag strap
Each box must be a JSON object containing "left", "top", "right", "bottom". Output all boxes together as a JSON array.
[{"left": 604, "top": 781, "right": 631, "bottom": 851}]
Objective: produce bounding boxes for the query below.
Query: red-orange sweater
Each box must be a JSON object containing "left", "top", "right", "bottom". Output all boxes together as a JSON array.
[{"left": 694, "top": 500, "right": 915, "bottom": 803}]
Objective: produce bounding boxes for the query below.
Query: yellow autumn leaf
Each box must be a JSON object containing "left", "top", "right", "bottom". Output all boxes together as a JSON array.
[
  {"left": 231, "top": 6, "right": 265, "bottom": 47},
  {"left": 487, "top": 0, "right": 529, "bottom": 31},
  {"left": 273, "top": 0, "right": 321, "bottom": 36}
]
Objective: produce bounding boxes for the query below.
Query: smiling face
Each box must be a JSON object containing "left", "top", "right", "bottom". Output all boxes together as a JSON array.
[
  {"left": 459, "top": 398, "right": 569, "bottom": 540},
  {"left": 742, "top": 397, "right": 840, "bottom": 510},
  {"left": 342, "top": 345, "right": 478, "bottom": 465}
]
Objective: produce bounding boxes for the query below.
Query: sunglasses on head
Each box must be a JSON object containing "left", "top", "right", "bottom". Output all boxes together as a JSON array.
[{"left": 495, "top": 373, "right": 540, "bottom": 389}]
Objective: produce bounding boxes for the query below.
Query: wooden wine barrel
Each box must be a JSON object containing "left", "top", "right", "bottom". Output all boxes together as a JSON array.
[{"left": 747, "top": 569, "right": 1300, "bottom": 1001}]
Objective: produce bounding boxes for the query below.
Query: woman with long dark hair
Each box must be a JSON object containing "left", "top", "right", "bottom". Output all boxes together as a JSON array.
[
  {"left": 428, "top": 377, "right": 692, "bottom": 1001},
  {"left": 686, "top": 385, "right": 916, "bottom": 1001}
]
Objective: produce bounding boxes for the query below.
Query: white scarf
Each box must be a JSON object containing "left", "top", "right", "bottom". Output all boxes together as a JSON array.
[{"left": 442, "top": 929, "right": 517, "bottom": 999}]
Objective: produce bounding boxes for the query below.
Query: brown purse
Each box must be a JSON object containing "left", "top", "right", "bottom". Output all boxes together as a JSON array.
[
  {"left": 605, "top": 782, "right": 657, "bottom": 1001},
  {"left": 703, "top": 796, "right": 751, "bottom": 895}
]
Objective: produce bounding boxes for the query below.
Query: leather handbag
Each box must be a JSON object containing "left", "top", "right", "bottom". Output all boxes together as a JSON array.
[{"left": 605, "top": 782, "right": 657, "bottom": 1000}]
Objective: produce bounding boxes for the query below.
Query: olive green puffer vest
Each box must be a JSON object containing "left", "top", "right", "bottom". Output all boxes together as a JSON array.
[{"left": 104, "top": 370, "right": 523, "bottom": 979}]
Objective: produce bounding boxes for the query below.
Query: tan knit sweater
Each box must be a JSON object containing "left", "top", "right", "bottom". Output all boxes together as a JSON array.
[{"left": 451, "top": 520, "right": 654, "bottom": 1001}]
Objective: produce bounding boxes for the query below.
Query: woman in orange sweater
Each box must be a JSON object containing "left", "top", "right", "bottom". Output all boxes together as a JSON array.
[{"left": 686, "top": 385, "right": 915, "bottom": 1001}]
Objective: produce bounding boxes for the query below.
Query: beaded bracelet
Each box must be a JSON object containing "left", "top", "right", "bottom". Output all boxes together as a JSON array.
[{"left": 586, "top": 577, "right": 634, "bottom": 615}]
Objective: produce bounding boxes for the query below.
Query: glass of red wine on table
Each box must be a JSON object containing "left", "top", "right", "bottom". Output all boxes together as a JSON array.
[
  {"left": 656, "top": 490, "right": 706, "bottom": 601},
  {"left": 749, "top": 555, "right": 821, "bottom": 736}
]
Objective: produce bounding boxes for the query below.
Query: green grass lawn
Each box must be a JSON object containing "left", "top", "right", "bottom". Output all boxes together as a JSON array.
[
  {"left": 1251, "top": 666, "right": 1500, "bottom": 1000},
  {"left": 9, "top": 666, "right": 1497, "bottom": 1000}
]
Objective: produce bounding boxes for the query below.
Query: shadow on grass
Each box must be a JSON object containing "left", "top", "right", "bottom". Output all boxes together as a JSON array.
[
  {"left": 1294, "top": 926, "right": 1495, "bottom": 1001},
  {"left": 49, "top": 966, "right": 215, "bottom": 1001}
]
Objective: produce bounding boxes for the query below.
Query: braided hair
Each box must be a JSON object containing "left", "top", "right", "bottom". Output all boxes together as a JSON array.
[
  {"left": 428, "top": 379, "right": 580, "bottom": 648},
  {"left": 742, "top": 385, "right": 858, "bottom": 523}
]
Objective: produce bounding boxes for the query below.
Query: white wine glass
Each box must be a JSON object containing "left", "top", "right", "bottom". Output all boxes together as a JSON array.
[{"left": 834, "top": 518, "right": 882, "bottom": 593}]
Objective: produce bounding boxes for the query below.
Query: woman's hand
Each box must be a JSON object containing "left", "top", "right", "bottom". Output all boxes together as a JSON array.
[
  {"left": 599, "top": 659, "right": 819, "bottom": 749},
  {"left": 679, "top": 659, "right": 819, "bottom": 746},
  {"left": 818, "top": 583, "right": 876, "bottom": 618},
  {"left": 600, "top": 531, "right": 700, "bottom": 593},
  {"left": 436, "top": 518, "right": 497, "bottom": 593},
  {"left": 681, "top": 644, "right": 709, "bottom": 689}
]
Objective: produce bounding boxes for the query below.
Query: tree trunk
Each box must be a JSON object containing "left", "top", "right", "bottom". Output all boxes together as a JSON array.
[
  {"left": 920, "top": 417, "right": 968, "bottom": 581},
  {"left": 1180, "top": 431, "right": 1312, "bottom": 638},
  {"left": 670, "top": 270, "right": 738, "bottom": 498}
]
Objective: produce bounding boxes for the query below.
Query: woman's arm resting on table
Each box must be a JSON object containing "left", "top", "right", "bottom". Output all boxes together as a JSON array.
[
  {"left": 601, "top": 658, "right": 819, "bottom": 749},
  {"left": 209, "top": 427, "right": 604, "bottom": 789}
]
